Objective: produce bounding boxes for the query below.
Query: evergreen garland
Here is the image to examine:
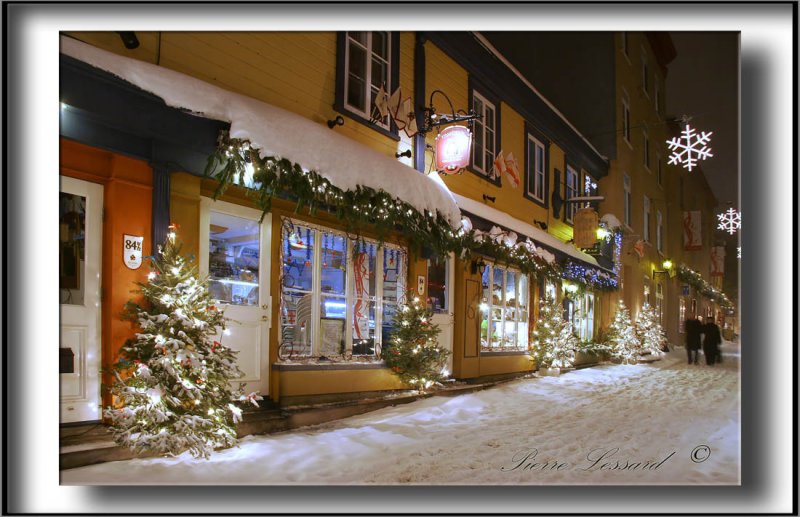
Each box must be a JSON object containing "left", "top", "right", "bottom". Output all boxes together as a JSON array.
[
  {"left": 205, "top": 134, "right": 611, "bottom": 290},
  {"left": 104, "top": 232, "right": 261, "bottom": 459},
  {"left": 383, "top": 294, "right": 450, "bottom": 392},
  {"left": 676, "top": 264, "right": 733, "bottom": 308}
]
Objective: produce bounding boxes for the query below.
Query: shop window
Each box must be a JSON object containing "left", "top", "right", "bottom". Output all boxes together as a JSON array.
[
  {"left": 335, "top": 31, "right": 399, "bottom": 137},
  {"left": 279, "top": 218, "right": 406, "bottom": 359},
  {"left": 573, "top": 292, "right": 595, "bottom": 342},
  {"left": 60, "top": 192, "right": 86, "bottom": 305},
  {"left": 479, "top": 262, "right": 529, "bottom": 352},
  {"left": 656, "top": 283, "right": 664, "bottom": 325},
  {"left": 427, "top": 258, "right": 449, "bottom": 314},
  {"left": 525, "top": 133, "right": 547, "bottom": 205},
  {"left": 471, "top": 89, "right": 498, "bottom": 181},
  {"left": 208, "top": 212, "right": 261, "bottom": 306},
  {"left": 679, "top": 297, "right": 686, "bottom": 333}
]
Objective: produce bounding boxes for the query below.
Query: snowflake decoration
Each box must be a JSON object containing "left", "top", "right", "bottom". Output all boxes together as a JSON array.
[
  {"left": 717, "top": 208, "right": 741, "bottom": 235},
  {"left": 666, "top": 124, "right": 713, "bottom": 172},
  {"left": 737, "top": 247, "right": 741, "bottom": 258}
]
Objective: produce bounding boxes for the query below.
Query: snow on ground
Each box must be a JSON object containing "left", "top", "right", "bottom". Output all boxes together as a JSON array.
[{"left": 62, "top": 342, "right": 740, "bottom": 486}]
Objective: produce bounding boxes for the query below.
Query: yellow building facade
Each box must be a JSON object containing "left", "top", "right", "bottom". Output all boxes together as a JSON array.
[{"left": 59, "top": 30, "right": 615, "bottom": 414}]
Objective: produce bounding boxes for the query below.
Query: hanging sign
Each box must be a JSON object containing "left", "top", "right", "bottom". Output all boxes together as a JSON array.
[
  {"left": 123, "top": 234, "right": 144, "bottom": 270},
  {"left": 352, "top": 252, "right": 371, "bottom": 341},
  {"left": 683, "top": 211, "right": 702, "bottom": 250},
  {"left": 435, "top": 125, "right": 472, "bottom": 174},
  {"left": 573, "top": 208, "right": 599, "bottom": 249}
]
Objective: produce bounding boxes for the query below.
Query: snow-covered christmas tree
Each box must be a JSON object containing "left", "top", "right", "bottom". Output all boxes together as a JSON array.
[
  {"left": 383, "top": 294, "right": 450, "bottom": 392},
  {"left": 104, "top": 230, "right": 260, "bottom": 459},
  {"left": 606, "top": 302, "right": 639, "bottom": 365},
  {"left": 530, "top": 296, "right": 578, "bottom": 370},
  {"left": 635, "top": 303, "right": 668, "bottom": 357}
]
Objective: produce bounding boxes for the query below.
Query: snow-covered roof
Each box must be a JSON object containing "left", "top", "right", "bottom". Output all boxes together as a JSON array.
[
  {"left": 60, "top": 36, "right": 461, "bottom": 226},
  {"left": 452, "top": 193, "right": 601, "bottom": 268}
]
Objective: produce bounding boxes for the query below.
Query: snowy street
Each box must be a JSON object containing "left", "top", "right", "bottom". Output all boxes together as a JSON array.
[{"left": 61, "top": 341, "right": 740, "bottom": 486}]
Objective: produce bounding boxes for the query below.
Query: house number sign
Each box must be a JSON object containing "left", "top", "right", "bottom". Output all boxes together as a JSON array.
[{"left": 123, "top": 234, "right": 144, "bottom": 270}]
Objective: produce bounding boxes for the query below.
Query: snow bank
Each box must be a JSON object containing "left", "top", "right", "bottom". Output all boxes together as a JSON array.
[
  {"left": 62, "top": 349, "right": 740, "bottom": 486},
  {"left": 60, "top": 36, "right": 461, "bottom": 226},
  {"left": 452, "top": 193, "right": 601, "bottom": 267}
]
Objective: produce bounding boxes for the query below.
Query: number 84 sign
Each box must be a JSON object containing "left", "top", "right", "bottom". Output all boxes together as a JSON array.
[{"left": 123, "top": 234, "right": 144, "bottom": 269}]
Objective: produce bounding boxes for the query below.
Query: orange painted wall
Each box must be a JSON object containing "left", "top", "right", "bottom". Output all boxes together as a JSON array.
[{"left": 60, "top": 139, "right": 153, "bottom": 408}]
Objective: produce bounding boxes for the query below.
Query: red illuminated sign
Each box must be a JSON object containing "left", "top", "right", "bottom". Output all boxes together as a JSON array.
[{"left": 435, "top": 125, "right": 472, "bottom": 174}]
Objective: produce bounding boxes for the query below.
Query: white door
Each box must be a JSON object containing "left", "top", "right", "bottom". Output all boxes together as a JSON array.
[
  {"left": 60, "top": 177, "right": 103, "bottom": 423},
  {"left": 200, "top": 198, "right": 271, "bottom": 396},
  {"left": 429, "top": 253, "right": 455, "bottom": 375}
]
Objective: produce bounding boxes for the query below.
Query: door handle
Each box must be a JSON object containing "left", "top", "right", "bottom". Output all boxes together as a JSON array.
[
  {"left": 261, "top": 304, "right": 269, "bottom": 310},
  {"left": 261, "top": 315, "right": 269, "bottom": 322}
]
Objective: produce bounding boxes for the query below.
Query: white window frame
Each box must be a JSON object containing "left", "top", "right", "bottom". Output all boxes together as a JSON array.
[
  {"left": 643, "top": 195, "right": 651, "bottom": 242},
  {"left": 643, "top": 128, "right": 650, "bottom": 170},
  {"left": 623, "top": 173, "right": 632, "bottom": 227},
  {"left": 343, "top": 31, "right": 392, "bottom": 130},
  {"left": 641, "top": 46, "right": 649, "bottom": 97},
  {"left": 480, "top": 262, "right": 529, "bottom": 353},
  {"left": 656, "top": 209, "right": 663, "bottom": 252},
  {"left": 622, "top": 91, "right": 632, "bottom": 146},
  {"left": 279, "top": 217, "right": 407, "bottom": 359},
  {"left": 620, "top": 32, "right": 630, "bottom": 62},
  {"left": 527, "top": 134, "right": 546, "bottom": 203},
  {"left": 472, "top": 90, "right": 497, "bottom": 178},
  {"left": 565, "top": 165, "right": 579, "bottom": 223},
  {"left": 657, "top": 152, "right": 663, "bottom": 187},
  {"left": 654, "top": 80, "right": 660, "bottom": 116}
]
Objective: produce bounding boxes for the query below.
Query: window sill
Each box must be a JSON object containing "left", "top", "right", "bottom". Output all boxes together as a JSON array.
[
  {"left": 333, "top": 101, "right": 401, "bottom": 142},
  {"left": 273, "top": 360, "right": 385, "bottom": 371},
  {"left": 480, "top": 350, "right": 531, "bottom": 357}
]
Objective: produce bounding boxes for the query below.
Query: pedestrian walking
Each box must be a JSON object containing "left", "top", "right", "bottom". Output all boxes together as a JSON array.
[
  {"left": 702, "top": 316, "right": 722, "bottom": 366},
  {"left": 685, "top": 317, "right": 702, "bottom": 364}
]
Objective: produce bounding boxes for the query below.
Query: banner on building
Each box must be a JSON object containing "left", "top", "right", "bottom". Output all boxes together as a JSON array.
[
  {"left": 683, "top": 211, "right": 702, "bottom": 250},
  {"left": 710, "top": 246, "right": 726, "bottom": 276},
  {"left": 353, "top": 251, "right": 371, "bottom": 341},
  {"left": 573, "top": 208, "right": 600, "bottom": 249}
]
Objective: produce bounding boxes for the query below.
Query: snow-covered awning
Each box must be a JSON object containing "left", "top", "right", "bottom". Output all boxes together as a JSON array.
[
  {"left": 451, "top": 193, "right": 607, "bottom": 270},
  {"left": 59, "top": 36, "right": 461, "bottom": 227}
]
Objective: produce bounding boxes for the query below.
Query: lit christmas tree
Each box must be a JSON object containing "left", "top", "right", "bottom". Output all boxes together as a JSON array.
[
  {"left": 383, "top": 294, "right": 450, "bottom": 392},
  {"left": 530, "top": 295, "right": 579, "bottom": 369},
  {"left": 104, "top": 229, "right": 260, "bottom": 459},
  {"left": 606, "top": 302, "right": 639, "bottom": 365},
  {"left": 635, "top": 303, "right": 668, "bottom": 357}
]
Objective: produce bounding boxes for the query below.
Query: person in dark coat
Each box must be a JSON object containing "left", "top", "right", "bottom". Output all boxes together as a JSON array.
[
  {"left": 685, "top": 317, "right": 702, "bottom": 364},
  {"left": 702, "top": 317, "right": 722, "bottom": 366}
]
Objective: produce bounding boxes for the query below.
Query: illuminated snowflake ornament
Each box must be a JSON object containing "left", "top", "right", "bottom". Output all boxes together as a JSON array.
[
  {"left": 717, "top": 208, "right": 741, "bottom": 235},
  {"left": 666, "top": 124, "right": 713, "bottom": 172}
]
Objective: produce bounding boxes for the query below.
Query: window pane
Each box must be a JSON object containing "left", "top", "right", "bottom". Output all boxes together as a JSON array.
[
  {"left": 372, "top": 32, "right": 388, "bottom": 59},
  {"left": 371, "top": 57, "right": 387, "bottom": 89},
  {"left": 382, "top": 246, "right": 405, "bottom": 305},
  {"left": 518, "top": 310, "right": 529, "bottom": 349},
  {"left": 321, "top": 232, "right": 347, "bottom": 295},
  {"left": 319, "top": 295, "right": 346, "bottom": 357},
  {"left": 352, "top": 301, "right": 376, "bottom": 355},
  {"left": 381, "top": 303, "right": 398, "bottom": 350},
  {"left": 60, "top": 192, "right": 86, "bottom": 305},
  {"left": 427, "top": 258, "right": 448, "bottom": 313},
  {"left": 281, "top": 291, "right": 313, "bottom": 357},
  {"left": 208, "top": 212, "right": 260, "bottom": 306},
  {"left": 348, "top": 31, "right": 367, "bottom": 45},
  {"left": 347, "top": 42, "right": 367, "bottom": 111},
  {"left": 485, "top": 105, "right": 495, "bottom": 131},
  {"left": 518, "top": 275, "right": 529, "bottom": 310},
  {"left": 505, "top": 270, "right": 517, "bottom": 307},
  {"left": 283, "top": 223, "right": 314, "bottom": 291}
]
